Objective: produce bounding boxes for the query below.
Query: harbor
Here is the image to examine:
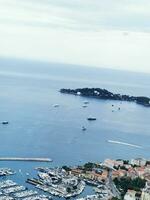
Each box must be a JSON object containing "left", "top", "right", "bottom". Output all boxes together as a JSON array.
[
  {"left": 0, "top": 168, "right": 15, "bottom": 177},
  {"left": 0, "top": 180, "right": 52, "bottom": 200},
  {"left": 27, "top": 167, "right": 86, "bottom": 198},
  {"left": 0, "top": 157, "right": 149, "bottom": 199}
]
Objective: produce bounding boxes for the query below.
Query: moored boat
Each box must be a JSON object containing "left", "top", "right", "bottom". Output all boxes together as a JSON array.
[
  {"left": 82, "top": 126, "right": 87, "bottom": 131},
  {"left": 87, "top": 117, "right": 96, "bottom": 121},
  {"left": 2, "top": 121, "right": 9, "bottom": 125},
  {"left": 53, "top": 104, "right": 59, "bottom": 107}
]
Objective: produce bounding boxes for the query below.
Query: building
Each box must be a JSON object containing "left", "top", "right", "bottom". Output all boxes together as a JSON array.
[
  {"left": 143, "top": 173, "right": 150, "bottom": 182},
  {"left": 136, "top": 167, "right": 145, "bottom": 177},
  {"left": 104, "top": 159, "right": 123, "bottom": 168},
  {"left": 131, "top": 158, "right": 146, "bottom": 167},
  {"left": 124, "top": 190, "right": 141, "bottom": 200},
  {"left": 71, "top": 169, "right": 82, "bottom": 177},
  {"left": 141, "top": 182, "right": 150, "bottom": 200},
  {"left": 80, "top": 170, "right": 108, "bottom": 182},
  {"left": 112, "top": 170, "right": 127, "bottom": 179},
  {"left": 127, "top": 168, "right": 138, "bottom": 179}
]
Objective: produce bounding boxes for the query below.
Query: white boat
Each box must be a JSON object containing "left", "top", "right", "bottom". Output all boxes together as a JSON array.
[
  {"left": 83, "top": 101, "right": 89, "bottom": 104},
  {"left": 2, "top": 121, "right": 9, "bottom": 125},
  {"left": 82, "top": 126, "right": 87, "bottom": 131},
  {"left": 82, "top": 105, "right": 87, "bottom": 108}
]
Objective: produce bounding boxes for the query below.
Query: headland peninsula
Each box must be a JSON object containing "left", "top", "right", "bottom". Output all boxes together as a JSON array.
[{"left": 60, "top": 88, "right": 150, "bottom": 107}]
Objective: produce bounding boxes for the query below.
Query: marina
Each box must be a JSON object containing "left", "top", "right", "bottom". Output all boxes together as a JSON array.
[
  {"left": 27, "top": 167, "right": 86, "bottom": 198},
  {"left": 0, "top": 168, "right": 15, "bottom": 177},
  {"left": 0, "top": 180, "right": 52, "bottom": 200}
]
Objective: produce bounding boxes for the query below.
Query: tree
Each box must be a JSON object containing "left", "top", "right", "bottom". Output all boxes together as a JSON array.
[
  {"left": 66, "top": 187, "right": 71, "bottom": 193},
  {"left": 112, "top": 197, "right": 121, "bottom": 200},
  {"left": 123, "top": 160, "right": 129, "bottom": 165},
  {"left": 119, "top": 166, "right": 128, "bottom": 171},
  {"left": 62, "top": 166, "right": 71, "bottom": 172},
  {"left": 83, "top": 162, "right": 96, "bottom": 171},
  {"left": 114, "top": 177, "right": 146, "bottom": 197}
]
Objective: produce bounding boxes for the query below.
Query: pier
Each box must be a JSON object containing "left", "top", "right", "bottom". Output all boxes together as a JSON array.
[{"left": 0, "top": 157, "right": 52, "bottom": 162}]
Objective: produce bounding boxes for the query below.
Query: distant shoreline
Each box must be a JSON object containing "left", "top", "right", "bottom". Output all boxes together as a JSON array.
[{"left": 60, "top": 88, "right": 150, "bottom": 107}]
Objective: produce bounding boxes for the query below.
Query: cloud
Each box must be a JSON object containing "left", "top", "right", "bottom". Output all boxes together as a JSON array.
[
  {"left": 0, "top": 0, "right": 150, "bottom": 72},
  {"left": 1, "top": 0, "right": 150, "bottom": 31}
]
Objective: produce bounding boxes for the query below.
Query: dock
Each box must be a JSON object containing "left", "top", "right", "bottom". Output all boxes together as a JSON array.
[{"left": 0, "top": 158, "right": 52, "bottom": 162}]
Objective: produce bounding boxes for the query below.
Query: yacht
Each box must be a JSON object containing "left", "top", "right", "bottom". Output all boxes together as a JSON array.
[
  {"left": 82, "top": 105, "right": 87, "bottom": 108},
  {"left": 87, "top": 117, "right": 96, "bottom": 121},
  {"left": 83, "top": 101, "right": 89, "bottom": 104},
  {"left": 82, "top": 126, "right": 87, "bottom": 131},
  {"left": 2, "top": 121, "right": 9, "bottom": 125},
  {"left": 53, "top": 104, "right": 59, "bottom": 107}
]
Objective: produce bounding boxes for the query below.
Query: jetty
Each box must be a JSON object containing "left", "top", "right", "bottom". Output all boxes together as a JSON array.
[{"left": 0, "top": 157, "right": 52, "bottom": 162}]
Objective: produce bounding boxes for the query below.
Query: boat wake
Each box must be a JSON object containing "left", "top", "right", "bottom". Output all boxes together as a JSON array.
[{"left": 107, "top": 140, "right": 142, "bottom": 149}]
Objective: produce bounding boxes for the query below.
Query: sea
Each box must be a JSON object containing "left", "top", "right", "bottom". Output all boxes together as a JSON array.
[{"left": 0, "top": 57, "right": 150, "bottom": 198}]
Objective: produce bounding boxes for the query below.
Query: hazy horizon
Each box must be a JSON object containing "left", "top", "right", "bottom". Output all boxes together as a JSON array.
[{"left": 1, "top": 56, "right": 150, "bottom": 80}]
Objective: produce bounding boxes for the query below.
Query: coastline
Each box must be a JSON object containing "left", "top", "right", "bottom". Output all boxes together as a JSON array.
[{"left": 60, "top": 88, "right": 150, "bottom": 107}]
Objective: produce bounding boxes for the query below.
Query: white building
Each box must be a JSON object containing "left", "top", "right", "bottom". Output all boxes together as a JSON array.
[
  {"left": 131, "top": 158, "right": 146, "bottom": 167},
  {"left": 124, "top": 190, "right": 141, "bottom": 200},
  {"left": 141, "top": 182, "right": 150, "bottom": 200},
  {"left": 104, "top": 159, "right": 123, "bottom": 168}
]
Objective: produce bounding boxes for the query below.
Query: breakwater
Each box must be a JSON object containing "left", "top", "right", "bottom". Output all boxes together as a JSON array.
[{"left": 0, "top": 157, "right": 52, "bottom": 162}]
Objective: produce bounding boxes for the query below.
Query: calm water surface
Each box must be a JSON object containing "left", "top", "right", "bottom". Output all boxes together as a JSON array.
[{"left": 0, "top": 58, "right": 150, "bottom": 198}]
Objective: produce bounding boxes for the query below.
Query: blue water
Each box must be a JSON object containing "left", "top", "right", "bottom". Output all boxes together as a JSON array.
[{"left": 0, "top": 57, "right": 150, "bottom": 198}]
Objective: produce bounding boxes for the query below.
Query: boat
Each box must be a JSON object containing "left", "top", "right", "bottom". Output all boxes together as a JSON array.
[
  {"left": 87, "top": 117, "right": 96, "bottom": 121},
  {"left": 83, "top": 101, "right": 89, "bottom": 104},
  {"left": 82, "top": 105, "right": 87, "bottom": 108},
  {"left": 53, "top": 104, "right": 59, "bottom": 107},
  {"left": 2, "top": 121, "right": 9, "bottom": 125},
  {"left": 82, "top": 126, "right": 86, "bottom": 131}
]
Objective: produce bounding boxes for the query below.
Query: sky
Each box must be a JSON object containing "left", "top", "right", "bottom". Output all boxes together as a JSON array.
[{"left": 0, "top": 0, "right": 150, "bottom": 72}]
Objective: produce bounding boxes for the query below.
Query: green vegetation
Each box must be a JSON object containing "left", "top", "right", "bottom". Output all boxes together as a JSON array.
[
  {"left": 62, "top": 166, "right": 71, "bottom": 172},
  {"left": 83, "top": 162, "right": 98, "bottom": 171},
  {"left": 60, "top": 88, "right": 150, "bottom": 107},
  {"left": 119, "top": 166, "right": 128, "bottom": 171},
  {"left": 146, "top": 160, "right": 150, "bottom": 165},
  {"left": 131, "top": 164, "right": 139, "bottom": 168},
  {"left": 123, "top": 160, "right": 129, "bottom": 165},
  {"left": 112, "top": 197, "right": 121, "bottom": 200},
  {"left": 114, "top": 177, "right": 146, "bottom": 197},
  {"left": 114, "top": 165, "right": 127, "bottom": 171}
]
